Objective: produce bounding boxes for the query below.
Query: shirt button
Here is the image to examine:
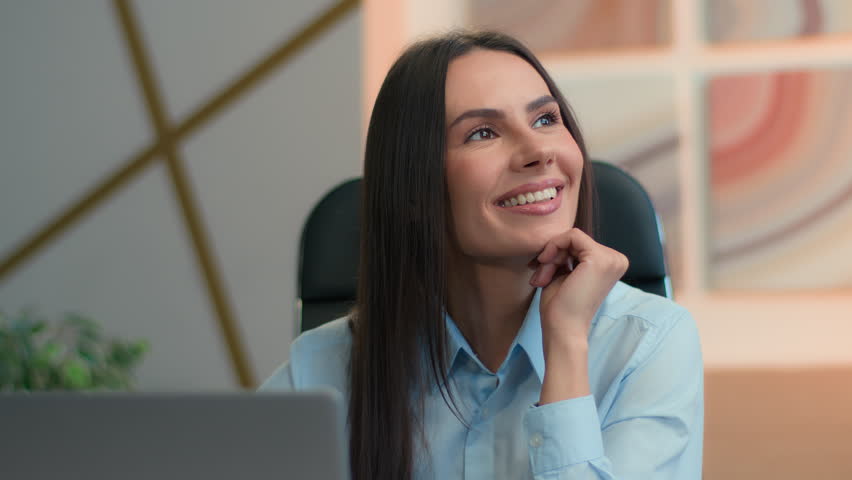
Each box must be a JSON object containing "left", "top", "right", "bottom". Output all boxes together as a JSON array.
[
  {"left": 529, "top": 433, "right": 544, "bottom": 448},
  {"left": 481, "top": 407, "right": 489, "bottom": 417}
]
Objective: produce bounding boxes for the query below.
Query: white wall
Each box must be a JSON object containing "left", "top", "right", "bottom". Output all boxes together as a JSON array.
[{"left": 0, "top": 0, "right": 362, "bottom": 390}]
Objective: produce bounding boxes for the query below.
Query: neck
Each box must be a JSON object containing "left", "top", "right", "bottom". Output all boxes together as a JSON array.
[{"left": 447, "top": 253, "right": 536, "bottom": 373}]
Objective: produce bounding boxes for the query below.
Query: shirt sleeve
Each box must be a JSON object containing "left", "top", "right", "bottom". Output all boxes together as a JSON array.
[
  {"left": 522, "top": 310, "right": 704, "bottom": 479},
  {"left": 257, "top": 361, "right": 295, "bottom": 391}
]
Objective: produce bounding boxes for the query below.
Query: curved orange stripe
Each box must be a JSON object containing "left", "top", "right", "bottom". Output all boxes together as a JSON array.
[
  {"left": 734, "top": 73, "right": 808, "bottom": 184},
  {"left": 711, "top": 75, "right": 785, "bottom": 184},
  {"left": 712, "top": 72, "right": 809, "bottom": 186},
  {"left": 731, "top": 73, "right": 809, "bottom": 184},
  {"left": 712, "top": 73, "right": 802, "bottom": 184},
  {"left": 709, "top": 75, "right": 773, "bottom": 152}
]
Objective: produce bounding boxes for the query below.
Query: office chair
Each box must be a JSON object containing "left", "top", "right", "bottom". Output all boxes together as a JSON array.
[{"left": 296, "top": 161, "right": 671, "bottom": 334}]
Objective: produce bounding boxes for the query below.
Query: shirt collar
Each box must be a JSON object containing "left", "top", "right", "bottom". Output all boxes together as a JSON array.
[
  {"left": 443, "top": 288, "right": 546, "bottom": 382},
  {"left": 514, "top": 288, "right": 546, "bottom": 382},
  {"left": 440, "top": 281, "right": 629, "bottom": 385}
]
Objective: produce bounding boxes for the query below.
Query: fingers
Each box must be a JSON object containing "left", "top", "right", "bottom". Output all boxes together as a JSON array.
[
  {"left": 537, "top": 228, "right": 597, "bottom": 264},
  {"left": 532, "top": 230, "right": 585, "bottom": 287},
  {"left": 530, "top": 262, "right": 556, "bottom": 287},
  {"left": 527, "top": 257, "right": 540, "bottom": 270},
  {"left": 532, "top": 228, "right": 629, "bottom": 287},
  {"left": 531, "top": 249, "right": 569, "bottom": 286}
]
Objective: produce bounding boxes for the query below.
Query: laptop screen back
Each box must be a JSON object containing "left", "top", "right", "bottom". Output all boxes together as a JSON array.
[{"left": 0, "top": 391, "right": 349, "bottom": 480}]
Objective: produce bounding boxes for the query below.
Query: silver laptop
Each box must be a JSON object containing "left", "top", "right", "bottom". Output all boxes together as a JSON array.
[{"left": 0, "top": 390, "right": 349, "bottom": 480}]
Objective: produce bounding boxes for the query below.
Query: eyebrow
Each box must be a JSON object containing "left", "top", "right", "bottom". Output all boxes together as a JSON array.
[{"left": 448, "top": 95, "right": 557, "bottom": 129}]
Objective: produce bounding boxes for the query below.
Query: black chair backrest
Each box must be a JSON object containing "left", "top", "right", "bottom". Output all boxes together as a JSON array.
[
  {"left": 297, "top": 161, "right": 670, "bottom": 333},
  {"left": 297, "top": 178, "right": 361, "bottom": 333},
  {"left": 591, "top": 162, "right": 670, "bottom": 298}
]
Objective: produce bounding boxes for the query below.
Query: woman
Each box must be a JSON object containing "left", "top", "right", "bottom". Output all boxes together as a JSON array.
[{"left": 262, "top": 31, "right": 703, "bottom": 479}]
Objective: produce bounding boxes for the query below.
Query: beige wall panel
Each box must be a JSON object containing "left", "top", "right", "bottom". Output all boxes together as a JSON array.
[
  {"left": 133, "top": 0, "right": 342, "bottom": 121},
  {"left": 176, "top": 11, "right": 363, "bottom": 380},
  {"left": 0, "top": 0, "right": 151, "bottom": 256}
]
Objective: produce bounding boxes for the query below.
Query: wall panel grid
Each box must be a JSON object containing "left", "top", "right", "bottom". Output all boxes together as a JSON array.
[{"left": 464, "top": 0, "right": 852, "bottom": 294}]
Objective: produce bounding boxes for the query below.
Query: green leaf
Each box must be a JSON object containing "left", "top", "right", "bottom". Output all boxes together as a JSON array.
[
  {"left": 129, "top": 340, "right": 149, "bottom": 358},
  {"left": 31, "top": 347, "right": 52, "bottom": 371},
  {"left": 76, "top": 341, "right": 101, "bottom": 365},
  {"left": 62, "top": 360, "right": 92, "bottom": 389},
  {"left": 0, "top": 308, "right": 148, "bottom": 391},
  {"left": 0, "top": 361, "right": 17, "bottom": 386},
  {"left": 29, "top": 321, "right": 46, "bottom": 335},
  {"left": 42, "top": 342, "right": 63, "bottom": 363}
]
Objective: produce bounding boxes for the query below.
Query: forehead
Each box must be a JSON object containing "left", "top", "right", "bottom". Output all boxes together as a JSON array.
[{"left": 445, "top": 49, "right": 552, "bottom": 117}]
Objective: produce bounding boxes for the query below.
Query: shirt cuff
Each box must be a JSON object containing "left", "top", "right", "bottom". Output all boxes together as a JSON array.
[{"left": 522, "top": 394, "right": 604, "bottom": 474}]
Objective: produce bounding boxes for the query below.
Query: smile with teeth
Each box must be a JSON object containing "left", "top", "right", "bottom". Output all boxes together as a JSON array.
[{"left": 498, "top": 187, "right": 559, "bottom": 207}]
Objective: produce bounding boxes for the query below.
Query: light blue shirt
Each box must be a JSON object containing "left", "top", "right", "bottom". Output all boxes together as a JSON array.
[{"left": 261, "top": 281, "right": 704, "bottom": 479}]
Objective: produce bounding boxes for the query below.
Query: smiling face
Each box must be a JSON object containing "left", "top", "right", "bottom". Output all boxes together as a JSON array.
[{"left": 444, "top": 49, "right": 584, "bottom": 264}]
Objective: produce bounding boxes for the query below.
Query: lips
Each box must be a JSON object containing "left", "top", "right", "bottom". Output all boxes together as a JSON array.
[
  {"left": 496, "top": 187, "right": 563, "bottom": 216},
  {"left": 494, "top": 179, "right": 565, "bottom": 205}
]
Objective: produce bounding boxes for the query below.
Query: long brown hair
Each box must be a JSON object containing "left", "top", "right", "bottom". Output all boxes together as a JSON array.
[{"left": 348, "top": 30, "right": 596, "bottom": 480}]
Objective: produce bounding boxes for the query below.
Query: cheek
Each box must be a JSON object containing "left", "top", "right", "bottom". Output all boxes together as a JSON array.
[
  {"left": 445, "top": 161, "right": 473, "bottom": 213},
  {"left": 447, "top": 172, "right": 489, "bottom": 232},
  {"left": 446, "top": 152, "right": 498, "bottom": 211},
  {"left": 559, "top": 141, "right": 584, "bottom": 181},
  {"left": 445, "top": 156, "right": 500, "bottom": 251}
]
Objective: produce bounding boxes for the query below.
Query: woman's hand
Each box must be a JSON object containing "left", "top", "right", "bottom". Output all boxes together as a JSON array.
[
  {"left": 529, "top": 228, "right": 629, "bottom": 404},
  {"left": 531, "top": 227, "right": 629, "bottom": 339}
]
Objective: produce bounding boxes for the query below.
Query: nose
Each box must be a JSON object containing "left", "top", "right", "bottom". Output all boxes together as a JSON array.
[{"left": 510, "top": 134, "right": 555, "bottom": 171}]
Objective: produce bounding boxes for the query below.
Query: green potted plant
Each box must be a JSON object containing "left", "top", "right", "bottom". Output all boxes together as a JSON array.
[{"left": 0, "top": 309, "right": 148, "bottom": 391}]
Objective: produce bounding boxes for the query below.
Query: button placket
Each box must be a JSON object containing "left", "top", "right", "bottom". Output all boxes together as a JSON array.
[{"left": 529, "top": 433, "right": 544, "bottom": 448}]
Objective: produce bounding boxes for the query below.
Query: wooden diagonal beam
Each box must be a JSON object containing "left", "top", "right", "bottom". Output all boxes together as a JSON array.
[
  {"left": 0, "top": 0, "right": 360, "bottom": 389},
  {"left": 0, "top": 0, "right": 359, "bottom": 282},
  {"left": 112, "top": 0, "right": 255, "bottom": 388}
]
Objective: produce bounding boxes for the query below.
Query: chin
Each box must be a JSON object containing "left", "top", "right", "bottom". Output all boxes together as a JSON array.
[
  {"left": 458, "top": 219, "right": 576, "bottom": 260},
  {"left": 480, "top": 230, "right": 561, "bottom": 259},
  {"left": 527, "top": 222, "right": 571, "bottom": 242}
]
